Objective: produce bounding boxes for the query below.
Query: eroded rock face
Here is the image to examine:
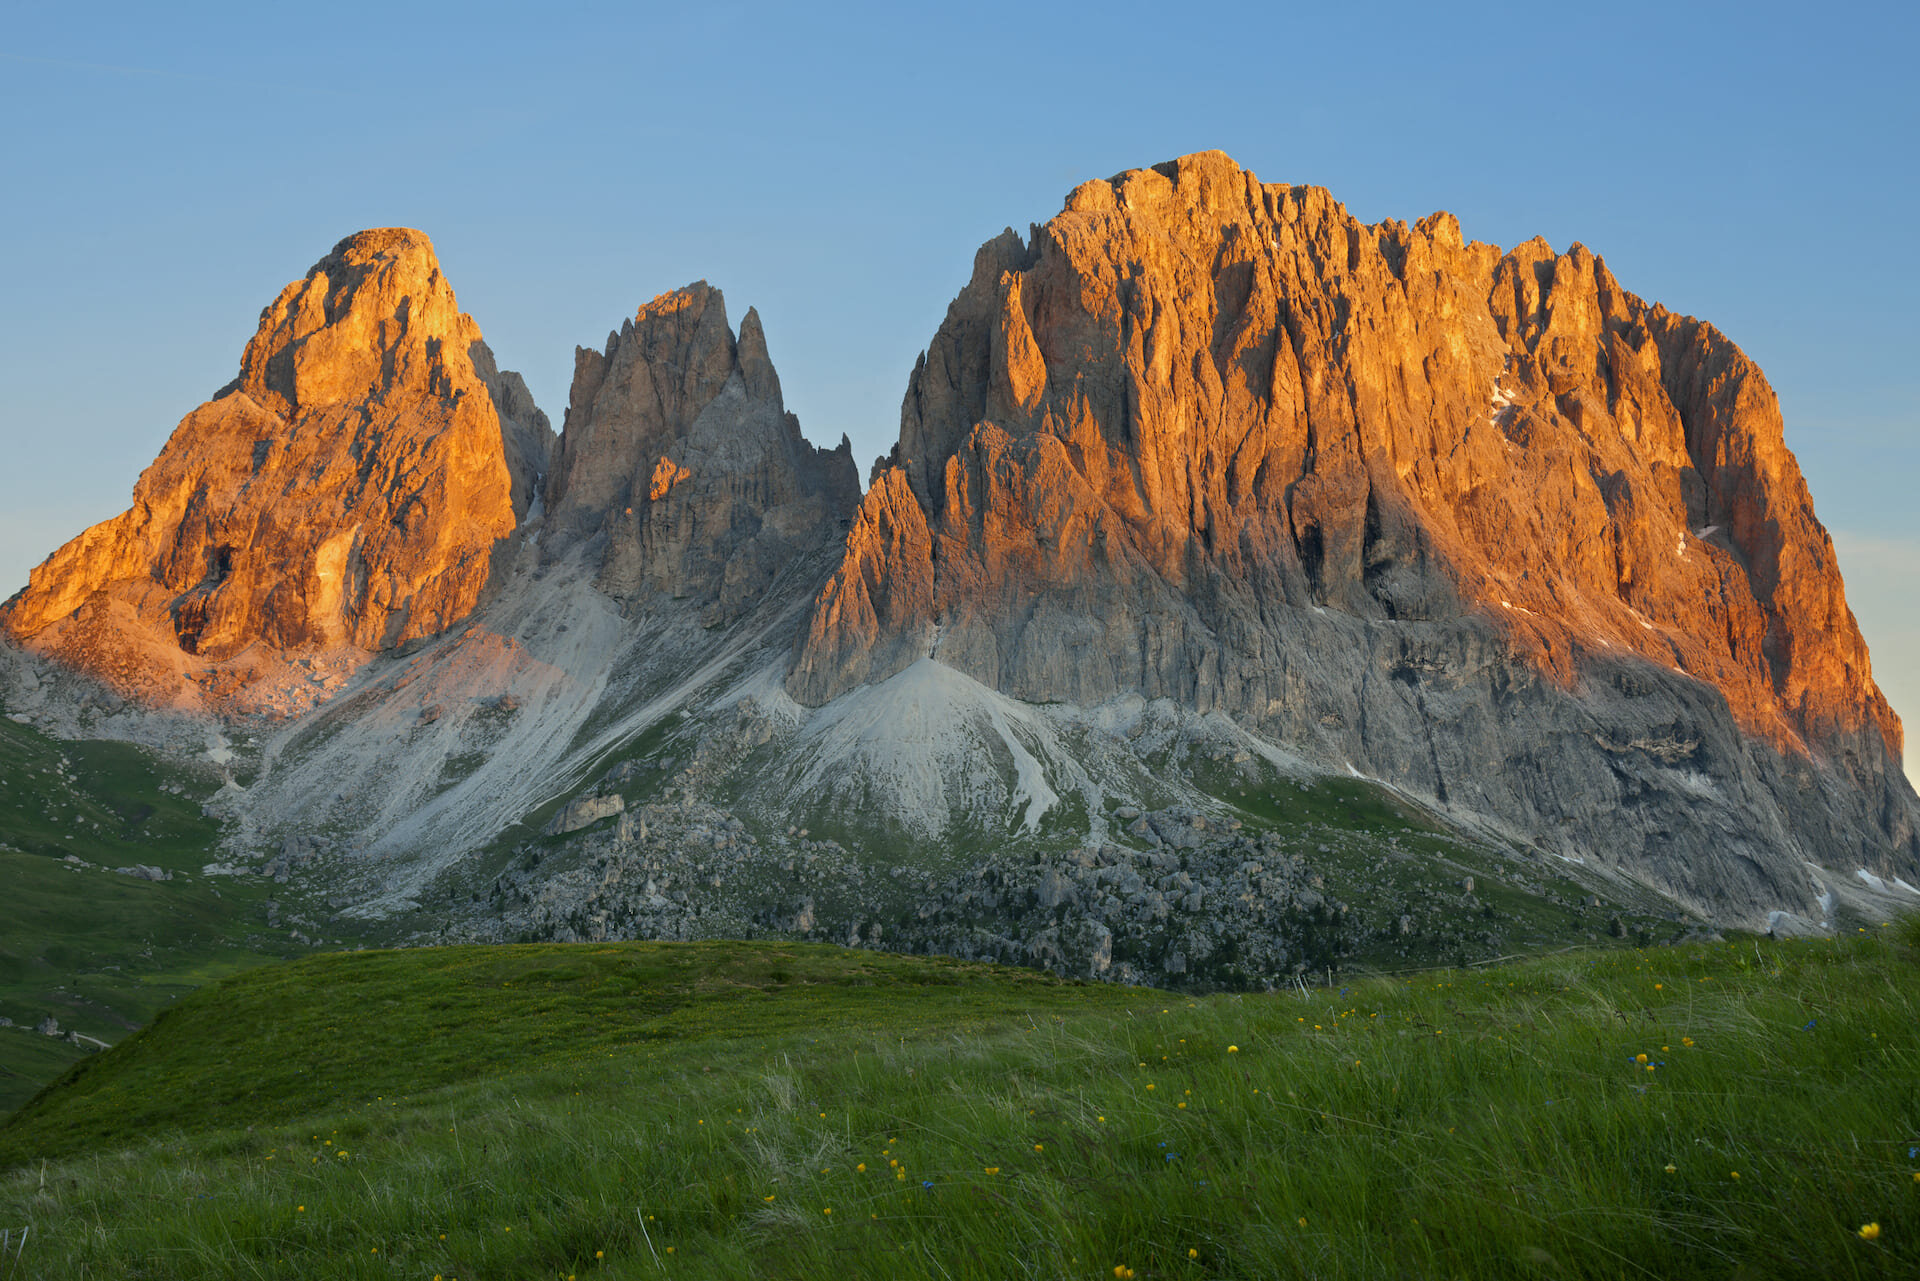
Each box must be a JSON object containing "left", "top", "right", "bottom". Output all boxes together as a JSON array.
[
  {"left": 2, "top": 228, "right": 552, "bottom": 712},
  {"left": 791, "top": 151, "right": 1917, "bottom": 911},
  {"left": 542, "top": 283, "right": 860, "bottom": 624}
]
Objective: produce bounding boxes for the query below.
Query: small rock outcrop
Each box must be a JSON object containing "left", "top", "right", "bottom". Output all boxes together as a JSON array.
[
  {"left": 1, "top": 228, "right": 552, "bottom": 712},
  {"left": 543, "top": 794, "right": 624, "bottom": 837},
  {"left": 541, "top": 283, "right": 860, "bottom": 624}
]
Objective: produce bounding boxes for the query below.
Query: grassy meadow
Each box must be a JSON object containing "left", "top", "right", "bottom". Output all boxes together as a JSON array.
[
  {"left": 0, "top": 718, "right": 322, "bottom": 1112},
  {"left": 2, "top": 928, "right": 1917, "bottom": 1279}
]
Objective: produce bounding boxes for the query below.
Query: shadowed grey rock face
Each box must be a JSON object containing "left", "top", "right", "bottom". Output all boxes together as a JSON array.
[{"left": 542, "top": 283, "right": 861, "bottom": 626}]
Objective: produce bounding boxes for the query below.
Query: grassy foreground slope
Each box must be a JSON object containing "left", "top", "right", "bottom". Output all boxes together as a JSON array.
[
  {"left": 0, "top": 718, "right": 313, "bottom": 1112},
  {"left": 3, "top": 934, "right": 1918, "bottom": 1279}
]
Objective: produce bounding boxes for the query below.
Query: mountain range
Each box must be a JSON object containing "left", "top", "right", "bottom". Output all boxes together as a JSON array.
[{"left": 4, "top": 151, "right": 1915, "bottom": 990}]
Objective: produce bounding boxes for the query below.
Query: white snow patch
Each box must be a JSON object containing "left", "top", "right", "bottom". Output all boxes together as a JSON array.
[
  {"left": 1895, "top": 877, "right": 1920, "bottom": 897},
  {"left": 205, "top": 734, "right": 234, "bottom": 765},
  {"left": 1855, "top": 868, "right": 1890, "bottom": 893}
]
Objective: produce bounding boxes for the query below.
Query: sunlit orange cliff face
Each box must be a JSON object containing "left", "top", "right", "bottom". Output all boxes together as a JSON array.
[
  {"left": 791, "top": 152, "right": 1892, "bottom": 756},
  {"left": 0, "top": 228, "right": 551, "bottom": 713},
  {"left": 788, "top": 152, "right": 1911, "bottom": 897}
]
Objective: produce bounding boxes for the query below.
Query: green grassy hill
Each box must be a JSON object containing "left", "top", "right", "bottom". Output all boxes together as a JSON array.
[
  {"left": 3, "top": 933, "right": 1916, "bottom": 1279},
  {"left": 0, "top": 718, "right": 323, "bottom": 1112}
]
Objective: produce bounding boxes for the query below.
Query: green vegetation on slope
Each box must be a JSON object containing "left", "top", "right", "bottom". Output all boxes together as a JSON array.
[
  {"left": 4, "top": 932, "right": 1917, "bottom": 1279},
  {"left": 1183, "top": 752, "right": 1682, "bottom": 970},
  {"left": 0, "top": 718, "right": 312, "bottom": 1112},
  {"left": 0, "top": 942, "right": 1148, "bottom": 1161}
]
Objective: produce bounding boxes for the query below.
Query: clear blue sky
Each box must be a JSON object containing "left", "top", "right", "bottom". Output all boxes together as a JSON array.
[{"left": 2, "top": 1, "right": 1914, "bottom": 778}]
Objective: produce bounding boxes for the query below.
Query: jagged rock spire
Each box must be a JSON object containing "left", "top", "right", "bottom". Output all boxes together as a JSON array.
[{"left": 542, "top": 282, "right": 859, "bottom": 625}]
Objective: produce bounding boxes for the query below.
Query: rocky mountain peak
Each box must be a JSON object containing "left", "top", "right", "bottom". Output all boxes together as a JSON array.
[
  {"left": 0, "top": 228, "right": 551, "bottom": 714},
  {"left": 235, "top": 228, "right": 446, "bottom": 414},
  {"left": 790, "top": 150, "right": 1915, "bottom": 907},
  {"left": 541, "top": 283, "right": 859, "bottom": 625}
]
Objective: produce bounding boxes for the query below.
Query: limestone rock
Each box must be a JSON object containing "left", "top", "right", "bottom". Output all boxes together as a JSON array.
[
  {"left": 1, "top": 228, "right": 552, "bottom": 713},
  {"left": 542, "top": 283, "right": 860, "bottom": 625},
  {"left": 790, "top": 151, "right": 1917, "bottom": 913},
  {"left": 543, "top": 793, "right": 624, "bottom": 837}
]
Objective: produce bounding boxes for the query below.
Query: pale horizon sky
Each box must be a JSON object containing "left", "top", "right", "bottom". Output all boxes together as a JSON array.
[{"left": 2, "top": 1, "right": 1913, "bottom": 780}]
